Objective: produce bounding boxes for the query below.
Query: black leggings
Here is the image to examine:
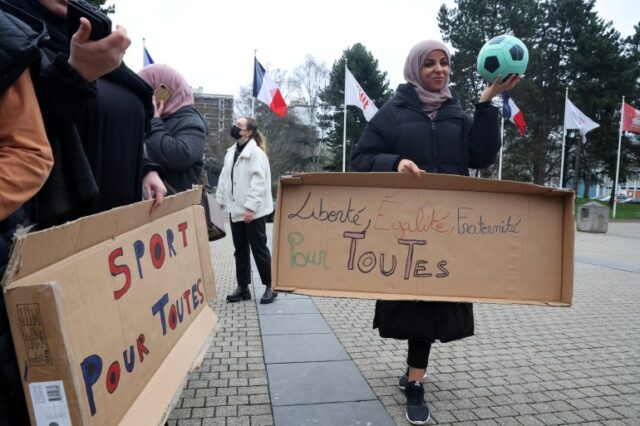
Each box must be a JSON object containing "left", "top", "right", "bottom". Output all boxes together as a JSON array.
[{"left": 407, "top": 339, "right": 433, "bottom": 369}]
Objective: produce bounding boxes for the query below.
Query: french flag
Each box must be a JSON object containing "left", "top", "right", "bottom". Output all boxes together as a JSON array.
[
  {"left": 253, "top": 57, "right": 287, "bottom": 118},
  {"left": 501, "top": 92, "right": 526, "bottom": 136}
]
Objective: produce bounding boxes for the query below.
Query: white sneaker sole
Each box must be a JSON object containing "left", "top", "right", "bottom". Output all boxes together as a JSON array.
[{"left": 405, "top": 411, "right": 430, "bottom": 425}]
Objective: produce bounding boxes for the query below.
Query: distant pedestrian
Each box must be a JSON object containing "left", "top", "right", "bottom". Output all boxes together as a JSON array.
[
  {"left": 352, "top": 39, "right": 520, "bottom": 425},
  {"left": 216, "top": 117, "right": 275, "bottom": 304},
  {"left": 138, "top": 64, "right": 208, "bottom": 194}
]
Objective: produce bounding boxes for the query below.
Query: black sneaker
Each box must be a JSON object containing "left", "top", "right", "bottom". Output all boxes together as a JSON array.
[
  {"left": 405, "top": 381, "right": 430, "bottom": 425},
  {"left": 399, "top": 369, "right": 429, "bottom": 390}
]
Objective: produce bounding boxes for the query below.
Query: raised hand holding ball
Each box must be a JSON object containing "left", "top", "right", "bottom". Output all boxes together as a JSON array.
[{"left": 477, "top": 35, "right": 528, "bottom": 82}]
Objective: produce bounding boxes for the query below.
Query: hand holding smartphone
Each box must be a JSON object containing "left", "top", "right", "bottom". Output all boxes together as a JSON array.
[
  {"left": 152, "top": 85, "right": 172, "bottom": 117},
  {"left": 153, "top": 84, "right": 173, "bottom": 103},
  {"left": 67, "top": 0, "right": 112, "bottom": 41},
  {"left": 66, "top": 0, "right": 129, "bottom": 81}
]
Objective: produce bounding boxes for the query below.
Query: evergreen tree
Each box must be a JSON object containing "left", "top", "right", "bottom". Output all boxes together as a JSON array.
[
  {"left": 438, "top": 0, "right": 539, "bottom": 110},
  {"left": 438, "top": 0, "right": 554, "bottom": 184},
  {"left": 626, "top": 23, "right": 640, "bottom": 80},
  {"left": 438, "top": 0, "right": 640, "bottom": 188},
  {"left": 318, "top": 43, "right": 393, "bottom": 171},
  {"left": 557, "top": 1, "right": 639, "bottom": 200}
]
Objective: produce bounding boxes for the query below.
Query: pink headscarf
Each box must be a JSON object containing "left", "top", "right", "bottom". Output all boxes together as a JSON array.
[
  {"left": 403, "top": 40, "right": 453, "bottom": 118},
  {"left": 138, "top": 64, "right": 194, "bottom": 118}
]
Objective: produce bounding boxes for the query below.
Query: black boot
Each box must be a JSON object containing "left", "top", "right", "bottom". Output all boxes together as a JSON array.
[
  {"left": 227, "top": 285, "right": 251, "bottom": 302},
  {"left": 260, "top": 285, "right": 277, "bottom": 304}
]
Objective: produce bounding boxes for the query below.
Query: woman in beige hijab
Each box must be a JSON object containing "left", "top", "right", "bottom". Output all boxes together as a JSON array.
[{"left": 352, "top": 40, "right": 519, "bottom": 425}]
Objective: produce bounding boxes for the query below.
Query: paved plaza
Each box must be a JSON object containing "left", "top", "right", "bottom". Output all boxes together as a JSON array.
[{"left": 168, "top": 222, "right": 640, "bottom": 425}]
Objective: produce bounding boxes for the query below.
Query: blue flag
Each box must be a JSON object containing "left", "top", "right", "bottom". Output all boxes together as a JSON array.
[{"left": 143, "top": 46, "right": 154, "bottom": 67}]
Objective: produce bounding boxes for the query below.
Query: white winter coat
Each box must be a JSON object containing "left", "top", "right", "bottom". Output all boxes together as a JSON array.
[{"left": 215, "top": 139, "right": 273, "bottom": 223}]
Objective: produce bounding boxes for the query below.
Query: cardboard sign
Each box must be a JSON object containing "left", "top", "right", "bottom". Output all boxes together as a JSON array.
[
  {"left": 2, "top": 189, "right": 218, "bottom": 425},
  {"left": 273, "top": 173, "right": 574, "bottom": 306}
]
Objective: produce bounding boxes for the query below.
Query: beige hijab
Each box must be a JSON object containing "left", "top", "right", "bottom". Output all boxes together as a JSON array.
[{"left": 403, "top": 40, "right": 452, "bottom": 118}]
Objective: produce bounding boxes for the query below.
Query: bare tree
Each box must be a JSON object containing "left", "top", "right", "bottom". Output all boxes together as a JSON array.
[
  {"left": 288, "top": 55, "right": 329, "bottom": 125},
  {"left": 233, "top": 83, "right": 317, "bottom": 194},
  {"left": 235, "top": 57, "right": 330, "bottom": 174},
  {"left": 287, "top": 55, "right": 330, "bottom": 171}
]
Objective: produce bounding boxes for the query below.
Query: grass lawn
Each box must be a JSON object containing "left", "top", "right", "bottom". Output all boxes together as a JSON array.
[{"left": 575, "top": 197, "right": 640, "bottom": 220}]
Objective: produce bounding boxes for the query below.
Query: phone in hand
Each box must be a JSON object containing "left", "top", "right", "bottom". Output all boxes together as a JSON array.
[
  {"left": 153, "top": 84, "right": 173, "bottom": 103},
  {"left": 67, "top": 0, "right": 112, "bottom": 41}
]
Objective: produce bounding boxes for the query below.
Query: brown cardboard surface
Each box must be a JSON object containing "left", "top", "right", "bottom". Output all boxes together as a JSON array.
[
  {"left": 272, "top": 173, "right": 574, "bottom": 306},
  {"left": 3, "top": 189, "right": 218, "bottom": 425}
]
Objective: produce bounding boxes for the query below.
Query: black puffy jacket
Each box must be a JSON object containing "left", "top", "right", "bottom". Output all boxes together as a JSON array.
[
  {"left": 0, "top": 4, "right": 42, "bottom": 93},
  {"left": 144, "top": 106, "right": 208, "bottom": 193},
  {"left": 352, "top": 83, "right": 500, "bottom": 174},
  {"left": 352, "top": 83, "right": 500, "bottom": 343}
]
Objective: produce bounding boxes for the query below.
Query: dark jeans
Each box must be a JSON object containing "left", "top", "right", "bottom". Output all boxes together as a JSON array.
[
  {"left": 230, "top": 216, "right": 271, "bottom": 287},
  {"left": 407, "top": 339, "right": 433, "bottom": 369}
]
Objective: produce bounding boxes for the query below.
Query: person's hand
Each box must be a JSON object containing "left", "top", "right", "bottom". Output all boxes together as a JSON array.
[
  {"left": 68, "top": 18, "right": 131, "bottom": 82},
  {"left": 243, "top": 209, "right": 254, "bottom": 224},
  {"left": 142, "top": 171, "right": 167, "bottom": 213},
  {"left": 397, "top": 159, "right": 425, "bottom": 178},
  {"left": 152, "top": 95, "right": 165, "bottom": 118},
  {"left": 479, "top": 74, "right": 521, "bottom": 103}
]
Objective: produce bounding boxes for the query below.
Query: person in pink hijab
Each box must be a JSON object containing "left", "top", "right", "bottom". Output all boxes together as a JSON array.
[
  {"left": 138, "top": 64, "right": 208, "bottom": 193},
  {"left": 352, "top": 40, "right": 519, "bottom": 425}
]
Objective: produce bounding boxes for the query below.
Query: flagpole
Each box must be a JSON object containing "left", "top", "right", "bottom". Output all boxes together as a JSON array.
[
  {"left": 251, "top": 50, "right": 256, "bottom": 118},
  {"left": 559, "top": 88, "right": 568, "bottom": 188},
  {"left": 499, "top": 116, "right": 504, "bottom": 180},
  {"left": 613, "top": 95, "right": 625, "bottom": 218},
  {"left": 342, "top": 60, "right": 348, "bottom": 173}
]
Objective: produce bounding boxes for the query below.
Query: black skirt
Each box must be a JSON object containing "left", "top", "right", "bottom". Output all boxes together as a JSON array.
[{"left": 373, "top": 300, "right": 474, "bottom": 343}]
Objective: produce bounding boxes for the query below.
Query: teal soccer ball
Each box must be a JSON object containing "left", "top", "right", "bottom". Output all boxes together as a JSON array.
[{"left": 476, "top": 35, "right": 529, "bottom": 82}]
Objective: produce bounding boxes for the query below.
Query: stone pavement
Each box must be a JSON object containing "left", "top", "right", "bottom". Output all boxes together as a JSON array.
[{"left": 168, "top": 222, "right": 640, "bottom": 425}]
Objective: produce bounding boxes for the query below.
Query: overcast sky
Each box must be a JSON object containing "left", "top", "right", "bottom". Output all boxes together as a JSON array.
[{"left": 106, "top": 0, "right": 638, "bottom": 98}]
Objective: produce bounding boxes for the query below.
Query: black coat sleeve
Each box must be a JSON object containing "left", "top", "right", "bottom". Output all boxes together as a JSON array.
[
  {"left": 468, "top": 101, "right": 501, "bottom": 169},
  {"left": 351, "top": 111, "right": 401, "bottom": 172},
  {"left": 144, "top": 112, "right": 206, "bottom": 172},
  {"left": 141, "top": 149, "right": 165, "bottom": 178}
]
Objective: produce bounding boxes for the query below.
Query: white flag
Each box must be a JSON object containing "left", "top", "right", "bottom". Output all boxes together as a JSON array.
[
  {"left": 565, "top": 97, "right": 599, "bottom": 136},
  {"left": 345, "top": 67, "right": 378, "bottom": 121}
]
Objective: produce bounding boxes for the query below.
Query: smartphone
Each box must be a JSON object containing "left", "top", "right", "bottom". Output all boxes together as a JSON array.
[
  {"left": 67, "top": 0, "right": 112, "bottom": 41},
  {"left": 154, "top": 84, "right": 173, "bottom": 103}
]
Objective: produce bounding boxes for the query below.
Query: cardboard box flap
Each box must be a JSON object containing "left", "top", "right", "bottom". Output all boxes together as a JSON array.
[
  {"left": 2, "top": 189, "right": 202, "bottom": 288},
  {"left": 281, "top": 173, "right": 573, "bottom": 196}
]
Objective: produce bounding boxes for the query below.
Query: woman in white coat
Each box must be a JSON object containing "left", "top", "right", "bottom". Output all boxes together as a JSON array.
[{"left": 216, "top": 117, "right": 275, "bottom": 304}]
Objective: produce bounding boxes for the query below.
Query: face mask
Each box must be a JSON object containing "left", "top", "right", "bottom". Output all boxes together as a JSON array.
[{"left": 230, "top": 125, "right": 242, "bottom": 140}]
